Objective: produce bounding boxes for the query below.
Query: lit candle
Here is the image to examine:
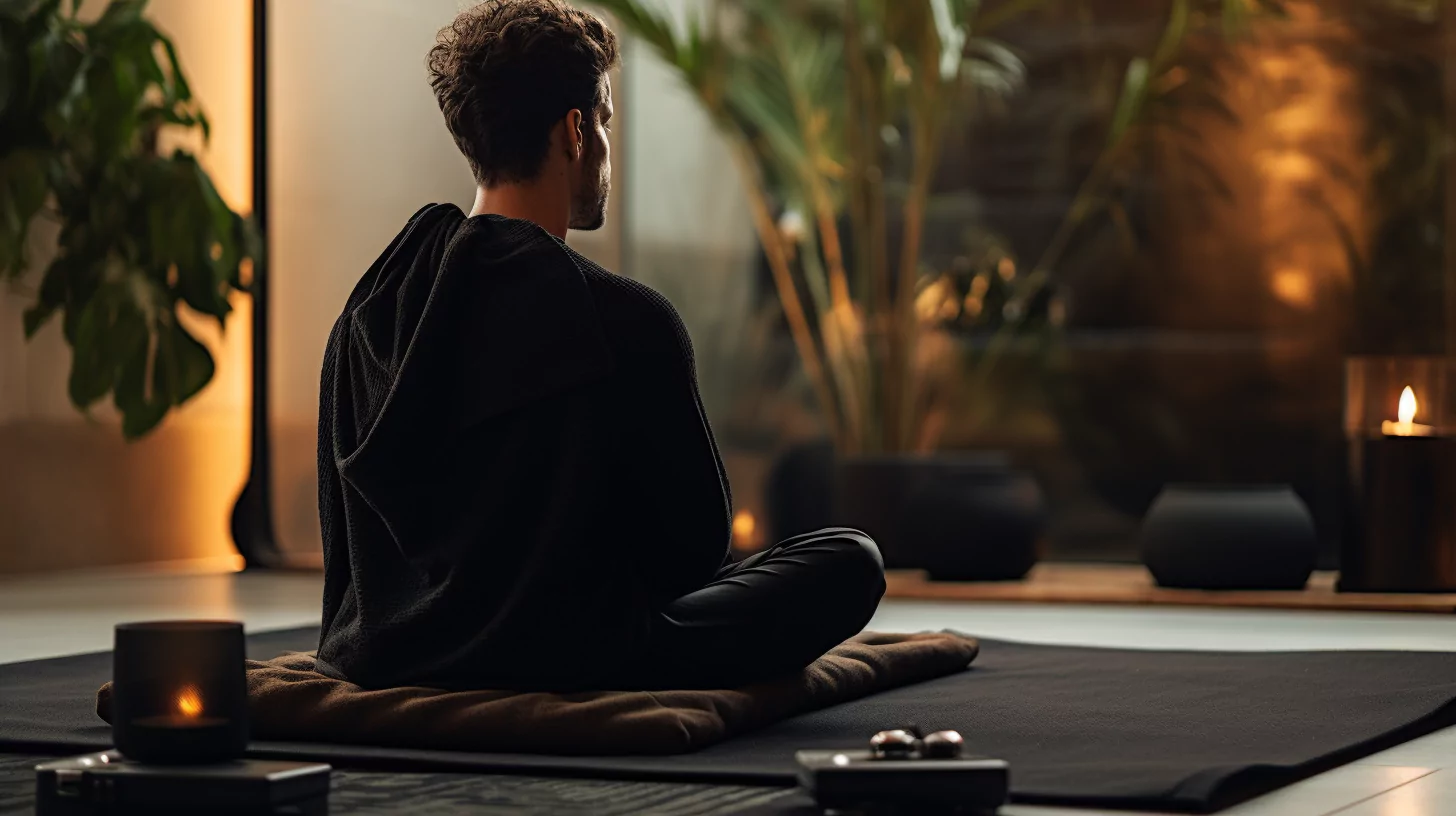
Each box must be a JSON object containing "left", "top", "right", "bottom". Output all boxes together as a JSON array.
[
  {"left": 1380, "top": 386, "right": 1435, "bottom": 437},
  {"left": 112, "top": 621, "right": 248, "bottom": 763},
  {"left": 130, "top": 684, "right": 226, "bottom": 728}
]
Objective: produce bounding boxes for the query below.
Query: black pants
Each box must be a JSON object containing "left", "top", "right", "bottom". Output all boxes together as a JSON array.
[{"left": 642, "top": 527, "right": 887, "bottom": 689}]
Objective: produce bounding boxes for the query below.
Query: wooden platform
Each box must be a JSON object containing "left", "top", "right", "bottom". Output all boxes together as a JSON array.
[{"left": 884, "top": 563, "right": 1456, "bottom": 614}]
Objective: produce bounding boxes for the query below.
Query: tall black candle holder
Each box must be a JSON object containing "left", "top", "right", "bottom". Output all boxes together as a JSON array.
[
  {"left": 111, "top": 621, "right": 249, "bottom": 764},
  {"left": 1342, "top": 357, "right": 1456, "bottom": 592}
]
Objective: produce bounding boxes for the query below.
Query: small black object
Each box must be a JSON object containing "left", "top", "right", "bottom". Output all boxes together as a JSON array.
[
  {"left": 797, "top": 749, "right": 1009, "bottom": 812},
  {"left": 922, "top": 730, "right": 965, "bottom": 759},
  {"left": 112, "top": 621, "right": 249, "bottom": 764},
  {"left": 869, "top": 729, "right": 921, "bottom": 759},
  {"left": 35, "top": 751, "right": 331, "bottom": 815},
  {"left": 1140, "top": 485, "right": 1317, "bottom": 590}
]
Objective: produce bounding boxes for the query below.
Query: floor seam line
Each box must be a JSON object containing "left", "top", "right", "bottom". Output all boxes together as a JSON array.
[{"left": 1319, "top": 767, "right": 1441, "bottom": 816}]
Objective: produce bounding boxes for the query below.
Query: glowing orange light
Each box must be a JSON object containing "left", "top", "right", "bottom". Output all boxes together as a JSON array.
[
  {"left": 732, "top": 510, "right": 757, "bottom": 542},
  {"left": 175, "top": 686, "right": 204, "bottom": 719}
]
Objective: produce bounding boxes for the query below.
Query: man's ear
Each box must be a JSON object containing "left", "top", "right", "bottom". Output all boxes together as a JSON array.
[{"left": 565, "top": 108, "right": 584, "bottom": 161}]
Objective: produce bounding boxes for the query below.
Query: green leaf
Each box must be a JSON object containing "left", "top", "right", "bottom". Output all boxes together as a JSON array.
[
  {"left": 118, "top": 385, "right": 168, "bottom": 438},
  {"left": 177, "top": 252, "right": 233, "bottom": 320},
  {"left": 154, "top": 29, "right": 189, "bottom": 103},
  {"left": 157, "top": 320, "right": 213, "bottom": 403},
  {"left": 0, "top": 1, "right": 34, "bottom": 21},
  {"left": 92, "top": 0, "right": 147, "bottom": 34},
  {"left": 1108, "top": 58, "right": 1148, "bottom": 145},
  {"left": 115, "top": 315, "right": 214, "bottom": 437},
  {"left": 20, "top": 302, "right": 53, "bottom": 336},
  {"left": 586, "top": 0, "right": 682, "bottom": 66},
  {"left": 67, "top": 289, "right": 118, "bottom": 407},
  {"left": 1221, "top": 0, "right": 1248, "bottom": 35},
  {"left": 21, "top": 252, "right": 71, "bottom": 336},
  {"left": 10, "top": 0, "right": 60, "bottom": 27},
  {"left": 0, "top": 148, "right": 50, "bottom": 277},
  {"left": 3, "top": 149, "right": 48, "bottom": 214},
  {"left": 1151, "top": 0, "right": 1189, "bottom": 70},
  {"left": 114, "top": 331, "right": 165, "bottom": 438}
]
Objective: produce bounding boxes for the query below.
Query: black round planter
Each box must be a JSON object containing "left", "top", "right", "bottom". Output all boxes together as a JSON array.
[
  {"left": 1140, "top": 485, "right": 1317, "bottom": 590},
  {"left": 896, "top": 457, "right": 1048, "bottom": 581},
  {"left": 769, "top": 447, "right": 1047, "bottom": 581}
]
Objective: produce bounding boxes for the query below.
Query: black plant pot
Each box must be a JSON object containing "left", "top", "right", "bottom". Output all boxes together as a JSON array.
[
  {"left": 1140, "top": 485, "right": 1317, "bottom": 590},
  {"left": 898, "top": 458, "right": 1048, "bottom": 581},
  {"left": 767, "top": 449, "right": 1048, "bottom": 581}
]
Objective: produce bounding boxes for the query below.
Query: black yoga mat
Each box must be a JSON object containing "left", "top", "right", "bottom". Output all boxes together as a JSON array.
[{"left": 5, "top": 627, "right": 1456, "bottom": 813}]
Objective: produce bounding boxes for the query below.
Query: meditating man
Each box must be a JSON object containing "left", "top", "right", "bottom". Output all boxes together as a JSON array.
[{"left": 315, "top": 0, "right": 886, "bottom": 692}]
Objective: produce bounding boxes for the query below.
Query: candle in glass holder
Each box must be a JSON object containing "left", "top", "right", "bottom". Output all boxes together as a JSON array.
[
  {"left": 1380, "top": 387, "right": 1435, "bottom": 437},
  {"left": 112, "top": 621, "right": 248, "bottom": 764},
  {"left": 1343, "top": 359, "right": 1456, "bottom": 592}
]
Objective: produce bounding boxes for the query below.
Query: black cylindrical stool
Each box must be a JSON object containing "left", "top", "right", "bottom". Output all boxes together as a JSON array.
[{"left": 112, "top": 621, "right": 248, "bottom": 764}]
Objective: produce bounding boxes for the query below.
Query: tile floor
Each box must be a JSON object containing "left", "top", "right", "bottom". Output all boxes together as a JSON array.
[{"left": 3, "top": 567, "right": 1455, "bottom": 815}]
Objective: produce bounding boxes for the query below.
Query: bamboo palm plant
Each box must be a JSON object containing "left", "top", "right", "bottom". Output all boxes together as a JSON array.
[
  {"left": 593, "top": 0, "right": 1286, "bottom": 454},
  {"left": 592, "top": 0, "right": 1030, "bottom": 454}
]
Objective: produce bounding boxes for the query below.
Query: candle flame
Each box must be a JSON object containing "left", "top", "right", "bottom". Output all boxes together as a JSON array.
[
  {"left": 1399, "top": 386, "right": 1418, "bottom": 425},
  {"left": 175, "top": 686, "right": 204, "bottom": 719}
]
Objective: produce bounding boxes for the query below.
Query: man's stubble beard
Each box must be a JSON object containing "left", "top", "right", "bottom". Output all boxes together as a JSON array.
[{"left": 568, "top": 155, "right": 609, "bottom": 231}]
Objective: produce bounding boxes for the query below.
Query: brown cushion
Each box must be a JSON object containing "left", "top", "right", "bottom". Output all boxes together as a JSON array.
[{"left": 98, "top": 631, "right": 976, "bottom": 755}]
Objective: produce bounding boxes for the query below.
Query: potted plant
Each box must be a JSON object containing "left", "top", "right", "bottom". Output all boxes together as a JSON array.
[{"left": 0, "top": 0, "right": 255, "bottom": 439}]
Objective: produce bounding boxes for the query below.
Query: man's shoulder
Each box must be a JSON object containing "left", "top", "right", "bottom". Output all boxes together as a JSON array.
[{"left": 562, "top": 246, "right": 693, "bottom": 359}]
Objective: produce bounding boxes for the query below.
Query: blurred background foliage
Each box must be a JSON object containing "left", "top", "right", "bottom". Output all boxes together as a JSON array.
[{"left": 0, "top": 0, "right": 255, "bottom": 438}]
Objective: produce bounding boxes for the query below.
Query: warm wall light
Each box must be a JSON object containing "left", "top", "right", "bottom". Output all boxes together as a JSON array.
[
  {"left": 732, "top": 509, "right": 764, "bottom": 552},
  {"left": 149, "top": 0, "right": 254, "bottom": 569},
  {"left": 732, "top": 509, "right": 756, "bottom": 540},
  {"left": 1270, "top": 268, "right": 1314, "bottom": 309}
]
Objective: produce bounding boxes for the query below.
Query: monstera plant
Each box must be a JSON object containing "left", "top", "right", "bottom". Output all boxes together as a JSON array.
[{"left": 0, "top": 0, "right": 255, "bottom": 438}]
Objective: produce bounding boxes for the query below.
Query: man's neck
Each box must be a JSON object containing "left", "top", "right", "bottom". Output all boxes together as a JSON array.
[{"left": 469, "top": 185, "right": 568, "bottom": 240}]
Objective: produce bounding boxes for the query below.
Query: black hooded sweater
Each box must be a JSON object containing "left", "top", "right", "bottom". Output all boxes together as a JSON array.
[{"left": 315, "top": 204, "right": 732, "bottom": 691}]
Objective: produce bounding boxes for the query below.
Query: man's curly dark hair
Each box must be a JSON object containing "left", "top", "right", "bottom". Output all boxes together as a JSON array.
[{"left": 428, "top": 0, "right": 619, "bottom": 186}]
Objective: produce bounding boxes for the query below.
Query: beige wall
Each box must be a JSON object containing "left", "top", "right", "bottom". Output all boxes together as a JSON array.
[
  {"left": 0, "top": 0, "right": 252, "bottom": 574},
  {"left": 268, "top": 0, "right": 470, "bottom": 555}
]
